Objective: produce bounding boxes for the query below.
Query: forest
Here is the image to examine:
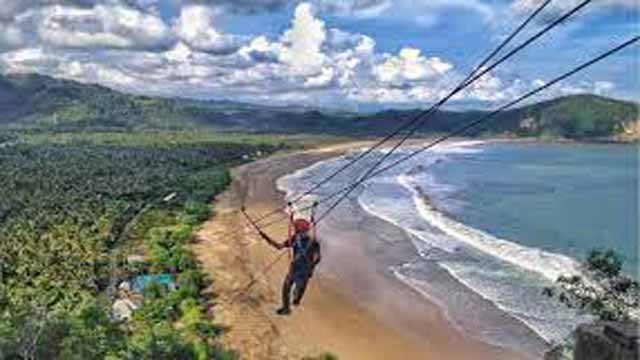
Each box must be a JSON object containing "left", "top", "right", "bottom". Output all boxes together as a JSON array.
[
  {"left": 0, "top": 130, "right": 284, "bottom": 359},
  {"left": 1, "top": 73, "right": 637, "bottom": 141}
]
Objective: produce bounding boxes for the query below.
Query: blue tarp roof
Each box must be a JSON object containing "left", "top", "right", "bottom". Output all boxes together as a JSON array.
[{"left": 131, "top": 274, "right": 175, "bottom": 293}]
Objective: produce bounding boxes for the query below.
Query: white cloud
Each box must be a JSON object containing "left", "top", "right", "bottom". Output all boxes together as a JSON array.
[
  {"left": 59, "top": 60, "right": 138, "bottom": 86},
  {"left": 547, "top": 80, "right": 620, "bottom": 98},
  {"left": 0, "top": 1, "right": 626, "bottom": 108},
  {"left": 373, "top": 48, "right": 453, "bottom": 85},
  {"left": 36, "top": 4, "right": 174, "bottom": 50},
  {"left": 594, "top": 81, "right": 615, "bottom": 95},
  {"left": 278, "top": 3, "right": 327, "bottom": 75},
  {"left": 304, "top": 66, "right": 334, "bottom": 88},
  {"left": 461, "top": 71, "right": 509, "bottom": 102},
  {"left": 173, "top": 5, "right": 245, "bottom": 54},
  {"left": 0, "top": 48, "right": 50, "bottom": 73}
]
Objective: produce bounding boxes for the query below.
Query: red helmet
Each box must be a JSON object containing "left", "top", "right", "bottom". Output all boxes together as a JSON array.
[{"left": 293, "top": 218, "right": 311, "bottom": 233}]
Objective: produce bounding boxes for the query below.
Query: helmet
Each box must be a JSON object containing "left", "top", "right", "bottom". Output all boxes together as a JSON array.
[{"left": 293, "top": 218, "right": 311, "bottom": 233}]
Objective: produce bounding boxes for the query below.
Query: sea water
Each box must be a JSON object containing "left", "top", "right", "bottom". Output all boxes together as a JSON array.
[{"left": 277, "top": 141, "right": 638, "bottom": 355}]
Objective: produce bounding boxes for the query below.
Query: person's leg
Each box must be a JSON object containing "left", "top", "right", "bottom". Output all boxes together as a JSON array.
[
  {"left": 277, "top": 273, "right": 293, "bottom": 315},
  {"left": 292, "top": 275, "right": 310, "bottom": 306}
]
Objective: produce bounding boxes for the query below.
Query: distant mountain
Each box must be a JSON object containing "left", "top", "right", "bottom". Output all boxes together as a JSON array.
[
  {"left": 0, "top": 73, "right": 637, "bottom": 141},
  {"left": 0, "top": 72, "right": 356, "bottom": 132}
]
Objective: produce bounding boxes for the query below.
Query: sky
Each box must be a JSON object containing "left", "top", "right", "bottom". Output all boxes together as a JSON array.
[{"left": 0, "top": 0, "right": 637, "bottom": 110}]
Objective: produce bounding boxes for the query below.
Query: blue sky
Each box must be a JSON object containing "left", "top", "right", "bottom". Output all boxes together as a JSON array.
[{"left": 0, "top": 0, "right": 637, "bottom": 110}]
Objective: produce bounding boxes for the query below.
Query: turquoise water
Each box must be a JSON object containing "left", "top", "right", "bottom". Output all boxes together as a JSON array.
[
  {"left": 279, "top": 141, "right": 638, "bottom": 354},
  {"left": 428, "top": 143, "right": 639, "bottom": 278}
]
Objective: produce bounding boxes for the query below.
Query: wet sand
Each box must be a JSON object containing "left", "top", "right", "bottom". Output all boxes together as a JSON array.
[{"left": 194, "top": 142, "right": 526, "bottom": 359}]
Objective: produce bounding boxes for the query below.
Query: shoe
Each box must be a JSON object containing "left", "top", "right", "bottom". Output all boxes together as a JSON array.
[{"left": 276, "top": 307, "right": 291, "bottom": 315}]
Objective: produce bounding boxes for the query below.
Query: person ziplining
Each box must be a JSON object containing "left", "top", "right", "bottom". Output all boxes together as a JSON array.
[
  {"left": 242, "top": 204, "right": 321, "bottom": 315},
  {"left": 229, "top": 0, "right": 639, "bottom": 318}
]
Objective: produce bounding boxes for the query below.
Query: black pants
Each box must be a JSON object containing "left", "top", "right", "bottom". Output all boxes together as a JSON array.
[{"left": 281, "top": 272, "right": 310, "bottom": 309}]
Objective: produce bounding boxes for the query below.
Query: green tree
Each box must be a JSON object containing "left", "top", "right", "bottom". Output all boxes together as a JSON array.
[
  {"left": 586, "top": 249, "right": 622, "bottom": 277},
  {"left": 125, "top": 323, "right": 193, "bottom": 360},
  {"left": 58, "top": 300, "right": 125, "bottom": 360}
]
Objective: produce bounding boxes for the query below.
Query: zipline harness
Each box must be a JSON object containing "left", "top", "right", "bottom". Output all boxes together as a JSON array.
[{"left": 235, "top": 202, "right": 319, "bottom": 302}]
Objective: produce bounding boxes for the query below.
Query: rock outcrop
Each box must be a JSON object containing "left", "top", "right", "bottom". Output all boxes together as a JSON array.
[
  {"left": 574, "top": 322, "right": 639, "bottom": 360},
  {"left": 614, "top": 120, "right": 640, "bottom": 142}
]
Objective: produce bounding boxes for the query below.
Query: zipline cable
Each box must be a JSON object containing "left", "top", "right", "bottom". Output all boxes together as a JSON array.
[
  {"left": 312, "top": 0, "right": 595, "bottom": 222},
  {"left": 315, "top": 35, "right": 639, "bottom": 224},
  {"left": 230, "top": 36, "right": 639, "bottom": 302},
  {"left": 238, "top": 21, "right": 637, "bottom": 232},
  {"left": 312, "top": 0, "right": 563, "bottom": 214},
  {"left": 242, "top": 0, "right": 556, "bottom": 226},
  {"left": 242, "top": 0, "right": 592, "bottom": 232}
]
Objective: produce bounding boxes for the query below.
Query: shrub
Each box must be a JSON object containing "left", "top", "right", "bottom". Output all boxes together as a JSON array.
[
  {"left": 135, "top": 297, "right": 179, "bottom": 323},
  {"left": 586, "top": 249, "right": 622, "bottom": 277},
  {"left": 180, "top": 169, "right": 231, "bottom": 203},
  {"left": 183, "top": 202, "right": 212, "bottom": 225},
  {"left": 557, "top": 275, "right": 581, "bottom": 285},
  {"left": 179, "top": 299, "right": 204, "bottom": 333},
  {"left": 189, "top": 339, "right": 210, "bottom": 360},
  {"left": 126, "top": 323, "right": 193, "bottom": 360},
  {"left": 148, "top": 245, "right": 174, "bottom": 272},
  {"left": 146, "top": 225, "right": 197, "bottom": 272},
  {"left": 212, "top": 346, "right": 239, "bottom": 360},
  {"left": 171, "top": 224, "right": 194, "bottom": 244},
  {"left": 143, "top": 281, "right": 168, "bottom": 300},
  {"left": 146, "top": 227, "right": 173, "bottom": 248},
  {"left": 587, "top": 298, "right": 618, "bottom": 321},
  {"left": 177, "top": 270, "right": 203, "bottom": 299},
  {"left": 175, "top": 249, "right": 197, "bottom": 272},
  {"left": 58, "top": 300, "right": 125, "bottom": 360},
  {"left": 303, "top": 353, "right": 339, "bottom": 360}
]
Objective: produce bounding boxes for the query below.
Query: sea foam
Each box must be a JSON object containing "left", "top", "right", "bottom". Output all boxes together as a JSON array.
[
  {"left": 398, "top": 173, "right": 583, "bottom": 283},
  {"left": 355, "top": 141, "right": 589, "bottom": 345}
]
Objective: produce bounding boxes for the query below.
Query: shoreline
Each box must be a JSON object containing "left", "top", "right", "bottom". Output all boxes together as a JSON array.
[
  {"left": 347, "top": 138, "right": 636, "bottom": 350},
  {"left": 303, "top": 140, "right": 552, "bottom": 356},
  {"left": 194, "top": 141, "right": 526, "bottom": 359},
  {"left": 476, "top": 134, "right": 640, "bottom": 145}
]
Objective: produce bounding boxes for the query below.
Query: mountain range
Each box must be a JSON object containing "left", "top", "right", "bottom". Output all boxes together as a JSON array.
[{"left": 0, "top": 72, "right": 637, "bottom": 141}]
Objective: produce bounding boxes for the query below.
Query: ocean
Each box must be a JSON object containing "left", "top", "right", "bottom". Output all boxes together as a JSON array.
[{"left": 277, "top": 140, "right": 639, "bottom": 356}]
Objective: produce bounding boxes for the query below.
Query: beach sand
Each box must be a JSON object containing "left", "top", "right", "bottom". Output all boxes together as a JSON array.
[{"left": 194, "top": 142, "right": 527, "bottom": 360}]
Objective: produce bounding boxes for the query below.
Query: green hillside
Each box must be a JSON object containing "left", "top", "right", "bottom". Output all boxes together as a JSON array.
[
  {"left": 0, "top": 73, "right": 348, "bottom": 132},
  {"left": 0, "top": 72, "right": 637, "bottom": 140},
  {"left": 487, "top": 94, "right": 639, "bottom": 140},
  {"left": 0, "top": 73, "right": 201, "bottom": 129}
]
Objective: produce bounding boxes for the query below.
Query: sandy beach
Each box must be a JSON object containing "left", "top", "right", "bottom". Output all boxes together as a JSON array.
[{"left": 194, "top": 142, "right": 527, "bottom": 360}]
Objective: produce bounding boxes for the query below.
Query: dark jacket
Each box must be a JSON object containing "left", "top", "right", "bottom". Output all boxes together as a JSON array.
[{"left": 263, "top": 231, "right": 321, "bottom": 281}]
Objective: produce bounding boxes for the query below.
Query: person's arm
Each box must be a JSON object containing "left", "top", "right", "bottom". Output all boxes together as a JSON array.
[{"left": 259, "top": 230, "right": 289, "bottom": 250}]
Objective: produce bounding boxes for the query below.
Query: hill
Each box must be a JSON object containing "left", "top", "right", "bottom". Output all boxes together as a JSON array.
[
  {"left": 0, "top": 72, "right": 637, "bottom": 140},
  {"left": 0, "top": 73, "right": 350, "bottom": 132}
]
